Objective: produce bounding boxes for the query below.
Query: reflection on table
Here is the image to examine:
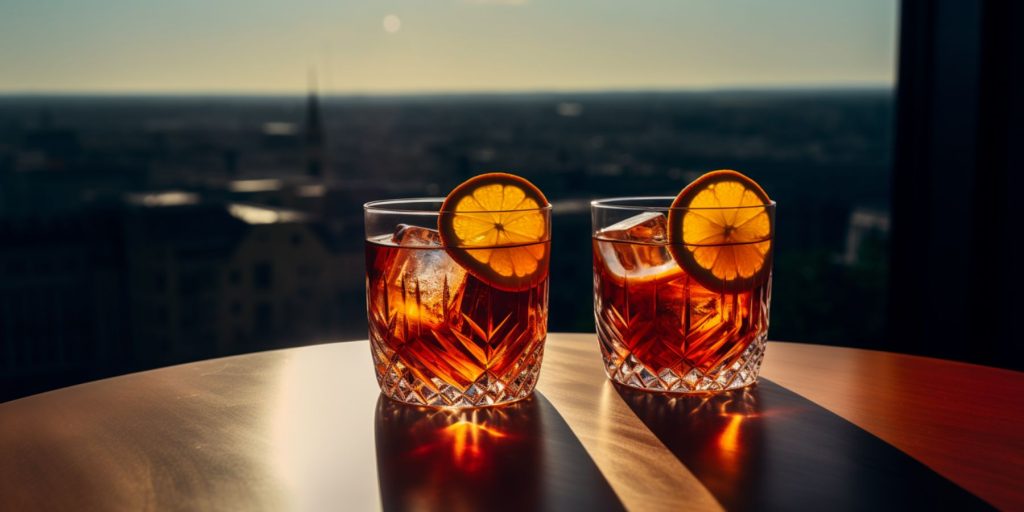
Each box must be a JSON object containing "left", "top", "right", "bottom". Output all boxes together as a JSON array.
[
  {"left": 615, "top": 381, "right": 986, "bottom": 511},
  {"left": 375, "top": 393, "right": 624, "bottom": 512}
]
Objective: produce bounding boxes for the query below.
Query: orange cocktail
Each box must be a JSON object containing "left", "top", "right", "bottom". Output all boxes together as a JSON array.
[
  {"left": 365, "top": 173, "right": 550, "bottom": 407},
  {"left": 592, "top": 171, "right": 774, "bottom": 392}
]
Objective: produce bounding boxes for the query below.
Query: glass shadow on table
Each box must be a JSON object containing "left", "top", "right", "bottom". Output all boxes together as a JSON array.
[
  {"left": 374, "top": 392, "right": 624, "bottom": 512},
  {"left": 613, "top": 380, "right": 990, "bottom": 511}
]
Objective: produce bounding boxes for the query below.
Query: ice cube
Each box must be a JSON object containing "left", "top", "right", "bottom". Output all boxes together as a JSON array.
[
  {"left": 599, "top": 212, "right": 668, "bottom": 243},
  {"left": 596, "top": 212, "right": 677, "bottom": 276},
  {"left": 392, "top": 223, "right": 443, "bottom": 247},
  {"left": 385, "top": 224, "right": 467, "bottom": 326}
]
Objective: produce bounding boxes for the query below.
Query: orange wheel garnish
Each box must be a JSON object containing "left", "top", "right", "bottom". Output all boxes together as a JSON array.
[
  {"left": 438, "top": 172, "right": 550, "bottom": 291},
  {"left": 667, "top": 169, "right": 773, "bottom": 292}
]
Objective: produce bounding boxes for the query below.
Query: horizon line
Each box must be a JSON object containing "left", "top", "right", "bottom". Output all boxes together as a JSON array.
[{"left": 0, "top": 82, "right": 892, "bottom": 98}]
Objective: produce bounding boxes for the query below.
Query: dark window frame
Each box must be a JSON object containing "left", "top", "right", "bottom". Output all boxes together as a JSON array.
[{"left": 890, "top": 0, "right": 1021, "bottom": 368}]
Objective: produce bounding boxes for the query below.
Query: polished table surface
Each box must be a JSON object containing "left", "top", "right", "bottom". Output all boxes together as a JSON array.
[{"left": 1, "top": 334, "right": 1021, "bottom": 511}]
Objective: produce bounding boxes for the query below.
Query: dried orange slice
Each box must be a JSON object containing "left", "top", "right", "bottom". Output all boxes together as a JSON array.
[
  {"left": 667, "top": 170, "right": 773, "bottom": 291},
  {"left": 438, "top": 172, "right": 550, "bottom": 291}
]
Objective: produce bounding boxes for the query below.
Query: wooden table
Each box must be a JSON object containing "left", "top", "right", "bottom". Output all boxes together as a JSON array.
[{"left": 1, "top": 334, "right": 1021, "bottom": 511}]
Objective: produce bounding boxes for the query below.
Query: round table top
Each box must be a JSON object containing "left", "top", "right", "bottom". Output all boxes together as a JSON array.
[{"left": 1, "top": 333, "right": 1021, "bottom": 511}]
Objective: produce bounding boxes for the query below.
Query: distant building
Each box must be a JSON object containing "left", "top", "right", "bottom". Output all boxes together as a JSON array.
[
  {"left": 304, "top": 80, "right": 326, "bottom": 180},
  {"left": 121, "top": 195, "right": 364, "bottom": 364},
  {"left": 22, "top": 110, "right": 80, "bottom": 169},
  {"left": 219, "top": 205, "right": 363, "bottom": 352},
  {"left": 0, "top": 210, "right": 130, "bottom": 397},
  {"left": 840, "top": 207, "right": 891, "bottom": 266},
  {"left": 121, "top": 198, "right": 248, "bottom": 364},
  {"left": 0, "top": 183, "right": 368, "bottom": 400}
]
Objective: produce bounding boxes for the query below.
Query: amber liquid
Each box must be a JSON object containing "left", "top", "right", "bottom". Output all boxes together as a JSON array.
[
  {"left": 366, "top": 240, "right": 549, "bottom": 406},
  {"left": 593, "top": 237, "right": 770, "bottom": 390}
]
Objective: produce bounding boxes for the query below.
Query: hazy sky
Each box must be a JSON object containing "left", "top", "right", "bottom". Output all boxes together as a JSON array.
[{"left": 0, "top": 0, "right": 898, "bottom": 94}]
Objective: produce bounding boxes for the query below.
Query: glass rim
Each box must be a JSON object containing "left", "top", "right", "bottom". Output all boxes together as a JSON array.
[
  {"left": 365, "top": 197, "right": 553, "bottom": 215},
  {"left": 591, "top": 196, "right": 776, "bottom": 212}
]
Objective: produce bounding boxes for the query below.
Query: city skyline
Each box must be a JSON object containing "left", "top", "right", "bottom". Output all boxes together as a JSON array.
[{"left": 0, "top": 0, "right": 897, "bottom": 94}]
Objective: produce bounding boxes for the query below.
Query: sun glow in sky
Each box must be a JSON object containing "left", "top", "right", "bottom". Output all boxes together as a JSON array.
[{"left": 0, "top": 0, "right": 897, "bottom": 94}]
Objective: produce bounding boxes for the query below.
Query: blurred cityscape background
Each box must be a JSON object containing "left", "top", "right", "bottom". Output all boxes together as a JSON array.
[{"left": 0, "top": 0, "right": 897, "bottom": 400}]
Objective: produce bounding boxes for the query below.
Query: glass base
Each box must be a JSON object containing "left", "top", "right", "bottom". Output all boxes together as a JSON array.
[
  {"left": 600, "top": 335, "right": 766, "bottom": 393},
  {"left": 371, "top": 337, "right": 545, "bottom": 408}
]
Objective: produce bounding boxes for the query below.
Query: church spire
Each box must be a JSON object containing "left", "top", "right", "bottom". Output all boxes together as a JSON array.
[{"left": 304, "top": 69, "right": 324, "bottom": 179}]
